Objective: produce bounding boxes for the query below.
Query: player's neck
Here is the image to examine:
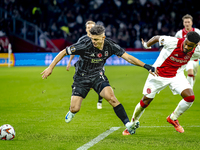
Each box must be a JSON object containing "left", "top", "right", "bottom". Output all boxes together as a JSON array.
[
  {"left": 185, "top": 27, "right": 192, "bottom": 32},
  {"left": 99, "top": 41, "right": 104, "bottom": 50}
]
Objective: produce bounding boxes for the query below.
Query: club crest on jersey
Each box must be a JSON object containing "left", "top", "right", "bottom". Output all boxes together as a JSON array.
[
  {"left": 147, "top": 88, "right": 151, "bottom": 94},
  {"left": 105, "top": 51, "right": 108, "bottom": 56},
  {"left": 97, "top": 53, "right": 102, "bottom": 58}
]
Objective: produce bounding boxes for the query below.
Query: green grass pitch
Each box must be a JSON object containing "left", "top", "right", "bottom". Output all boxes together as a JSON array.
[{"left": 0, "top": 66, "right": 200, "bottom": 150}]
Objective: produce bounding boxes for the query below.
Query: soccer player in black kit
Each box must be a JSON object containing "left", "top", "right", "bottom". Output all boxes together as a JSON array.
[
  {"left": 41, "top": 25, "right": 158, "bottom": 135},
  {"left": 66, "top": 21, "right": 104, "bottom": 109}
]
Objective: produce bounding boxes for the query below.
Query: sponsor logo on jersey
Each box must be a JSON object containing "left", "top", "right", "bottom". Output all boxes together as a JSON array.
[
  {"left": 184, "top": 55, "right": 190, "bottom": 59},
  {"left": 170, "top": 56, "right": 188, "bottom": 63},
  {"left": 91, "top": 59, "right": 103, "bottom": 63}
]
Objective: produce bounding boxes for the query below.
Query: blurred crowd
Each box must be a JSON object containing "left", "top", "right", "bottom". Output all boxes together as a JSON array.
[{"left": 1, "top": 0, "right": 200, "bottom": 48}]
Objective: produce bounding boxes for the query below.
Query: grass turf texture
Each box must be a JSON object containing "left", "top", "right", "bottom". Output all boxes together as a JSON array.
[{"left": 0, "top": 66, "right": 200, "bottom": 150}]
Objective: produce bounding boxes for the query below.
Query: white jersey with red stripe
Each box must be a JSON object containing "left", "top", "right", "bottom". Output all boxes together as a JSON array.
[
  {"left": 175, "top": 28, "right": 200, "bottom": 38},
  {"left": 153, "top": 36, "right": 200, "bottom": 78}
]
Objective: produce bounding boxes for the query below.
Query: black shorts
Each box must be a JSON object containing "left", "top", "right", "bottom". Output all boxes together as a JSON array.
[{"left": 71, "top": 72, "right": 110, "bottom": 98}]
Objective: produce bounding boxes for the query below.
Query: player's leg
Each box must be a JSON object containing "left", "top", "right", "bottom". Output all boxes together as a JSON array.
[
  {"left": 97, "top": 95, "right": 103, "bottom": 109},
  {"left": 131, "top": 96, "right": 153, "bottom": 123},
  {"left": 99, "top": 85, "right": 136, "bottom": 134},
  {"left": 167, "top": 88, "right": 194, "bottom": 133},
  {"left": 65, "top": 96, "right": 83, "bottom": 123},
  {"left": 167, "top": 74, "right": 194, "bottom": 133},
  {"left": 123, "top": 74, "right": 168, "bottom": 135},
  {"left": 187, "top": 69, "right": 194, "bottom": 88},
  {"left": 65, "top": 77, "right": 90, "bottom": 123}
]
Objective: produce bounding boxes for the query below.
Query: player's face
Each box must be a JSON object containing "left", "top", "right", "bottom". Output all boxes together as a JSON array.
[
  {"left": 86, "top": 24, "right": 95, "bottom": 37},
  {"left": 183, "top": 39, "right": 197, "bottom": 53},
  {"left": 90, "top": 34, "right": 105, "bottom": 49},
  {"left": 183, "top": 19, "right": 193, "bottom": 31}
]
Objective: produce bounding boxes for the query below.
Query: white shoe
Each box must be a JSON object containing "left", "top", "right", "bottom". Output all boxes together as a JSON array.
[
  {"left": 65, "top": 111, "right": 75, "bottom": 123},
  {"left": 97, "top": 102, "right": 102, "bottom": 109},
  {"left": 125, "top": 121, "right": 140, "bottom": 135}
]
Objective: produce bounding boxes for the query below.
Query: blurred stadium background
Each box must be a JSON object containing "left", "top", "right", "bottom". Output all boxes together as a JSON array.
[{"left": 1, "top": 0, "right": 200, "bottom": 67}]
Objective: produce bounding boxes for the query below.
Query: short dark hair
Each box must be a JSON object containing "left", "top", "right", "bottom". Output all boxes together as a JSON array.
[
  {"left": 186, "top": 31, "right": 200, "bottom": 44},
  {"left": 90, "top": 25, "right": 105, "bottom": 35}
]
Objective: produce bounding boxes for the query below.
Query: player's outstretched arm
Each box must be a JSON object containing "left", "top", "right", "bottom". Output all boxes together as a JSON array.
[
  {"left": 41, "top": 49, "right": 67, "bottom": 79},
  {"left": 66, "top": 55, "right": 75, "bottom": 71},
  {"left": 121, "top": 52, "right": 158, "bottom": 76},
  {"left": 141, "top": 36, "right": 160, "bottom": 49}
]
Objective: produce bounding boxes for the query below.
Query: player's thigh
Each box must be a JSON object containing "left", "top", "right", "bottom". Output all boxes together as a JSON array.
[
  {"left": 72, "top": 75, "right": 91, "bottom": 98},
  {"left": 169, "top": 73, "right": 192, "bottom": 95},
  {"left": 143, "top": 74, "right": 169, "bottom": 98},
  {"left": 100, "top": 86, "right": 120, "bottom": 107},
  {"left": 92, "top": 74, "right": 110, "bottom": 94}
]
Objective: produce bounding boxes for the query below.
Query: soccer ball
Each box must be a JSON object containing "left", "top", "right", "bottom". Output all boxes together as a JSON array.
[{"left": 0, "top": 124, "right": 15, "bottom": 140}]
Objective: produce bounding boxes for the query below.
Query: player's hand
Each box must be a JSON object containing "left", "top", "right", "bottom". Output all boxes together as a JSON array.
[
  {"left": 149, "top": 67, "right": 159, "bottom": 77},
  {"left": 141, "top": 38, "right": 145, "bottom": 45},
  {"left": 66, "top": 64, "right": 71, "bottom": 71},
  {"left": 141, "top": 38, "right": 151, "bottom": 49},
  {"left": 41, "top": 67, "right": 53, "bottom": 79}
]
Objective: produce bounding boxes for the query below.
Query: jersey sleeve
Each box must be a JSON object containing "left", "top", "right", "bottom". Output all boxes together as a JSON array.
[
  {"left": 192, "top": 45, "right": 200, "bottom": 59},
  {"left": 159, "top": 36, "right": 178, "bottom": 48},
  {"left": 112, "top": 43, "right": 125, "bottom": 57},
  {"left": 194, "top": 28, "right": 200, "bottom": 36},
  {"left": 175, "top": 30, "right": 182, "bottom": 38},
  {"left": 66, "top": 41, "right": 90, "bottom": 55}
]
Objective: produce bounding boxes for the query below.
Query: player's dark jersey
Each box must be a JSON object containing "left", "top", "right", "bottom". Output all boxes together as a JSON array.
[
  {"left": 66, "top": 38, "right": 125, "bottom": 77},
  {"left": 77, "top": 35, "right": 90, "bottom": 43}
]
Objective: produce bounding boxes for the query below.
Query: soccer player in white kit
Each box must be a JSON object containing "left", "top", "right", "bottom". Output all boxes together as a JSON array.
[
  {"left": 123, "top": 31, "right": 200, "bottom": 135},
  {"left": 175, "top": 14, "right": 200, "bottom": 89}
]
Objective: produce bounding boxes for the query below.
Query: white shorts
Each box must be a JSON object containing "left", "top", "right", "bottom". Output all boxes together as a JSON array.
[
  {"left": 186, "top": 60, "right": 199, "bottom": 76},
  {"left": 143, "top": 73, "right": 192, "bottom": 98}
]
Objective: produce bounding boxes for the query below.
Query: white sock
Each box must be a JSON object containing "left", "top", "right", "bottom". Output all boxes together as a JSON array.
[
  {"left": 170, "top": 99, "right": 193, "bottom": 120},
  {"left": 131, "top": 102, "right": 145, "bottom": 123},
  {"left": 187, "top": 76, "right": 194, "bottom": 89}
]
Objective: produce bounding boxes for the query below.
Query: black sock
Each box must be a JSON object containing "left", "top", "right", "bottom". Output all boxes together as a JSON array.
[
  {"left": 113, "top": 104, "right": 130, "bottom": 125},
  {"left": 98, "top": 95, "right": 103, "bottom": 103}
]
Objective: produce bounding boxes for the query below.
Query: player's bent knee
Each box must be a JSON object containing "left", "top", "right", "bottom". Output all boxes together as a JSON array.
[
  {"left": 70, "top": 106, "right": 80, "bottom": 113},
  {"left": 184, "top": 95, "right": 195, "bottom": 102}
]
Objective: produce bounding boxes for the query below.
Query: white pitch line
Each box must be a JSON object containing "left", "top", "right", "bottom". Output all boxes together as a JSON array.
[
  {"left": 77, "top": 127, "right": 120, "bottom": 150},
  {"left": 76, "top": 125, "right": 200, "bottom": 150}
]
